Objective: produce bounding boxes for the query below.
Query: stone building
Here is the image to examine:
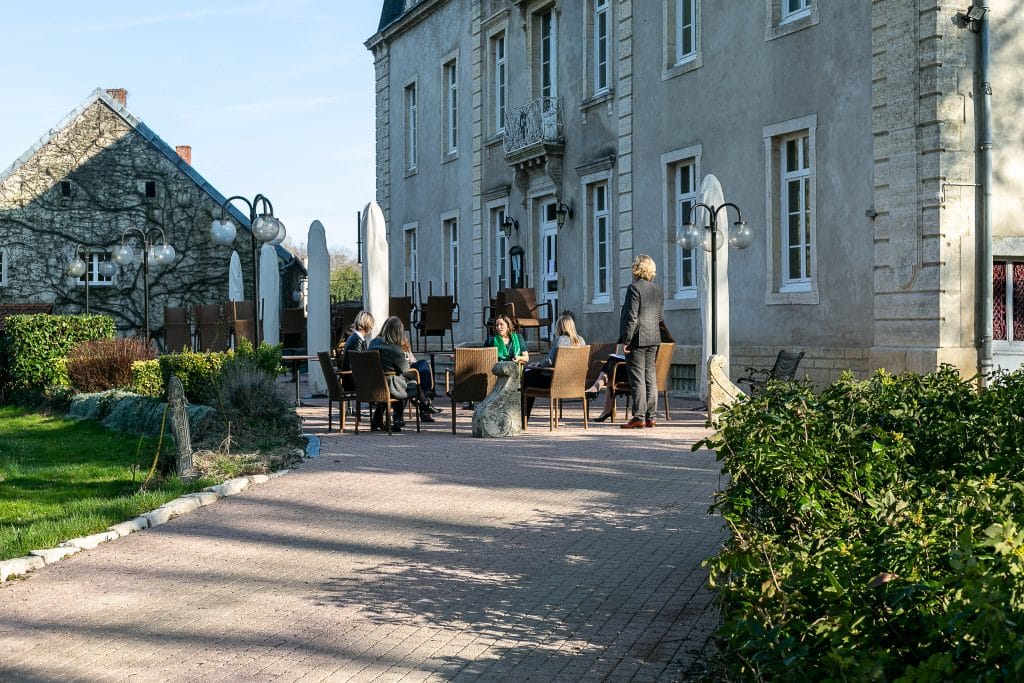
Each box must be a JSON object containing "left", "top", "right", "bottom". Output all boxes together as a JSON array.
[
  {"left": 0, "top": 88, "right": 303, "bottom": 345},
  {"left": 367, "top": 1, "right": 1021, "bottom": 391}
]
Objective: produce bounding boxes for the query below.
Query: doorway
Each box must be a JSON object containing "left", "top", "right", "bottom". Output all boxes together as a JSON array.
[{"left": 539, "top": 200, "right": 559, "bottom": 330}]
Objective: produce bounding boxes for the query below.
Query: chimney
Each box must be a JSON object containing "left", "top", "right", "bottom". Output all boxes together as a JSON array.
[
  {"left": 175, "top": 145, "right": 192, "bottom": 165},
  {"left": 105, "top": 88, "right": 127, "bottom": 106}
]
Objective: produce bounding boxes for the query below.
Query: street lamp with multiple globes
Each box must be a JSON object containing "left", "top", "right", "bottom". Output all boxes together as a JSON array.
[
  {"left": 67, "top": 244, "right": 117, "bottom": 314},
  {"left": 210, "top": 193, "right": 286, "bottom": 344},
  {"left": 111, "top": 228, "right": 176, "bottom": 340},
  {"left": 677, "top": 202, "right": 754, "bottom": 355}
]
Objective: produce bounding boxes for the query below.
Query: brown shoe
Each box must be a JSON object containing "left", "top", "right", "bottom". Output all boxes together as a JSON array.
[
  {"left": 621, "top": 417, "right": 646, "bottom": 429},
  {"left": 645, "top": 418, "right": 656, "bottom": 428}
]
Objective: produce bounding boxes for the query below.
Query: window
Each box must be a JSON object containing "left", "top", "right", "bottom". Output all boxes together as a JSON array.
[
  {"left": 675, "top": 0, "right": 696, "bottom": 64},
  {"left": 444, "top": 59, "right": 458, "bottom": 155},
  {"left": 766, "top": 0, "right": 817, "bottom": 39},
  {"left": 404, "top": 83, "right": 417, "bottom": 171},
  {"left": 404, "top": 224, "right": 418, "bottom": 285},
  {"left": 492, "top": 32, "right": 507, "bottom": 133},
  {"left": 782, "top": 0, "right": 811, "bottom": 22},
  {"left": 590, "top": 182, "right": 611, "bottom": 303},
  {"left": 673, "top": 160, "right": 698, "bottom": 299},
  {"left": 0, "top": 249, "right": 7, "bottom": 287},
  {"left": 593, "top": 0, "right": 610, "bottom": 94},
  {"left": 60, "top": 180, "right": 73, "bottom": 198},
  {"left": 144, "top": 180, "right": 156, "bottom": 198},
  {"left": 78, "top": 251, "right": 115, "bottom": 287},
  {"left": 492, "top": 207, "right": 509, "bottom": 290},
  {"left": 764, "top": 115, "right": 816, "bottom": 301},
  {"left": 537, "top": 8, "right": 557, "bottom": 98},
  {"left": 664, "top": 0, "right": 701, "bottom": 79},
  {"left": 994, "top": 261, "right": 1024, "bottom": 343},
  {"left": 444, "top": 217, "right": 459, "bottom": 296}
]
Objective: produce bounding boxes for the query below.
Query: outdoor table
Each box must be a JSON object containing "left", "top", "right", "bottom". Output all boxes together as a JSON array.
[{"left": 281, "top": 354, "right": 317, "bottom": 406}]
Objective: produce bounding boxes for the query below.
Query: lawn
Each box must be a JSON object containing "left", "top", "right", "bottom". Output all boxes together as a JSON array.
[{"left": 0, "top": 405, "right": 215, "bottom": 561}]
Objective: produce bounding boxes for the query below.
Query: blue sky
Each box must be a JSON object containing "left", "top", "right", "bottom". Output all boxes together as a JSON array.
[{"left": 0, "top": 1, "right": 382, "bottom": 254}]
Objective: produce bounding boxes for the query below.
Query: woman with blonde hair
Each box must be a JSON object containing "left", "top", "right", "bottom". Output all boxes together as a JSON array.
[
  {"left": 521, "top": 311, "right": 586, "bottom": 419},
  {"left": 617, "top": 254, "right": 664, "bottom": 428},
  {"left": 367, "top": 316, "right": 420, "bottom": 431}
]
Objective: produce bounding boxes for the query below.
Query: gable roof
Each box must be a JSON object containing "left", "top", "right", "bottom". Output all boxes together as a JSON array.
[{"left": 0, "top": 88, "right": 301, "bottom": 271}]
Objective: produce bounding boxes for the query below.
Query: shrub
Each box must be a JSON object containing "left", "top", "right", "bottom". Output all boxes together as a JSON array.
[
  {"left": 702, "top": 366, "right": 1024, "bottom": 680},
  {"left": 227, "top": 338, "right": 285, "bottom": 376},
  {"left": 216, "top": 357, "right": 300, "bottom": 451},
  {"left": 131, "top": 360, "right": 162, "bottom": 397},
  {"left": 66, "top": 337, "right": 155, "bottom": 393},
  {"left": 0, "top": 314, "right": 114, "bottom": 393},
  {"left": 156, "top": 351, "right": 225, "bottom": 405}
]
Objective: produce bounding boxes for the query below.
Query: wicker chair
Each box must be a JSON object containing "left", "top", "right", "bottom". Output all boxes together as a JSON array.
[
  {"left": 521, "top": 345, "right": 590, "bottom": 431},
  {"left": 163, "top": 306, "right": 192, "bottom": 353},
  {"left": 609, "top": 342, "right": 675, "bottom": 422},
  {"left": 584, "top": 342, "right": 618, "bottom": 418},
  {"left": 280, "top": 308, "right": 306, "bottom": 351},
  {"left": 347, "top": 350, "right": 420, "bottom": 434},
  {"left": 194, "top": 303, "right": 229, "bottom": 352},
  {"left": 416, "top": 295, "right": 459, "bottom": 351},
  {"left": 226, "top": 300, "right": 257, "bottom": 347},
  {"left": 317, "top": 351, "right": 357, "bottom": 432},
  {"left": 501, "top": 288, "right": 552, "bottom": 348},
  {"left": 737, "top": 350, "right": 805, "bottom": 395},
  {"left": 445, "top": 346, "right": 498, "bottom": 434}
]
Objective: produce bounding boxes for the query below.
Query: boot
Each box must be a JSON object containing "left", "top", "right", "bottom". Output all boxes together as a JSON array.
[
  {"left": 370, "top": 404, "right": 385, "bottom": 431},
  {"left": 586, "top": 372, "right": 607, "bottom": 400}
]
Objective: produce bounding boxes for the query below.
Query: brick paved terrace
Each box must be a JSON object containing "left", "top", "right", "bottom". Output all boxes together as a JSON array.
[{"left": 0, "top": 388, "right": 725, "bottom": 682}]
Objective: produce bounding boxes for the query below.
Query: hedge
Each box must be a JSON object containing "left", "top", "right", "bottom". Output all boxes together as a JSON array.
[{"left": 0, "top": 314, "right": 114, "bottom": 391}]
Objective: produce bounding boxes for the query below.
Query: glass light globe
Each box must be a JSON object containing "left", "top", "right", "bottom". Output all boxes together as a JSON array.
[
  {"left": 67, "top": 257, "right": 87, "bottom": 278},
  {"left": 155, "top": 243, "right": 176, "bottom": 264},
  {"left": 210, "top": 218, "right": 236, "bottom": 245},
  {"left": 701, "top": 227, "right": 724, "bottom": 252},
  {"left": 97, "top": 261, "right": 117, "bottom": 278},
  {"left": 729, "top": 221, "right": 754, "bottom": 249},
  {"left": 112, "top": 244, "right": 134, "bottom": 264},
  {"left": 252, "top": 214, "right": 279, "bottom": 243},
  {"left": 268, "top": 218, "right": 287, "bottom": 246},
  {"left": 677, "top": 223, "right": 701, "bottom": 251}
]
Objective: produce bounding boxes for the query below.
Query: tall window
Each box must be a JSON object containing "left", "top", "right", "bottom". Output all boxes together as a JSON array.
[
  {"left": 782, "top": 0, "right": 811, "bottom": 21},
  {"left": 492, "top": 33, "right": 506, "bottom": 133},
  {"left": 593, "top": 0, "right": 610, "bottom": 93},
  {"left": 673, "top": 161, "right": 698, "bottom": 298},
  {"left": 781, "top": 132, "right": 812, "bottom": 289},
  {"left": 538, "top": 9, "right": 557, "bottom": 98},
  {"left": 444, "top": 218, "right": 459, "bottom": 296},
  {"left": 493, "top": 207, "right": 508, "bottom": 290},
  {"left": 444, "top": 59, "right": 458, "bottom": 154},
  {"left": 404, "top": 83, "right": 417, "bottom": 171},
  {"left": 405, "top": 225, "right": 418, "bottom": 285},
  {"left": 591, "top": 182, "right": 611, "bottom": 302},
  {"left": 994, "top": 261, "right": 1024, "bottom": 343},
  {"left": 675, "top": 0, "right": 697, "bottom": 63}
]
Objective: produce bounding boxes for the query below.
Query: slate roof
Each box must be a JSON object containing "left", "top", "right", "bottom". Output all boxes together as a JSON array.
[{"left": 377, "top": 0, "right": 405, "bottom": 31}]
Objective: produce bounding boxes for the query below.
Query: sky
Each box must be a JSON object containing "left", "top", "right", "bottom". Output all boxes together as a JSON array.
[{"left": 0, "top": 1, "right": 383, "bottom": 255}]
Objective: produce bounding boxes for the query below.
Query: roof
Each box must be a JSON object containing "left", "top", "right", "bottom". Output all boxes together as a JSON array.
[
  {"left": 378, "top": 0, "right": 405, "bottom": 31},
  {"left": 0, "top": 88, "right": 302, "bottom": 273}
]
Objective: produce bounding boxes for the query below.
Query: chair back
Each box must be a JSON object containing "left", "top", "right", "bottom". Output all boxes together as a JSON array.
[
  {"left": 422, "top": 295, "right": 456, "bottom": 333},
  {"left": 451, "top": 347, "right": 498, "bottom": 402},
  {"left": 546, "top": 345, "right": 590, "bottom": 400},
  {"left": 317, "top": 351, "right": 344, "bottom": 401},
  {"left": 164, "top": 306, "right": 188, "bottom": 325},
  {"left": 389, "top": 296, "right": 414, "bottom": 329},
  {"left": 770, "top": 350, "right": 805, "bottom": 381},
  {"left": 586, "top": 343, "right": 618, "bottom": 387},
  {"left": 655, "top": 342, "right": 675, "bottom": 391},
  {"left": 226, "top": 300, "right": 257, "bottom": 346},
  {"left": 347, "top": 351, "right": 392, "bottom": 403},
  {"left": 163, "top": 306, "right": 192, "bottom": 353},
  {"left": 281, "top": 308, "right": 305, "bottom": 349},
  {"left": 194, "top": 303, "right": 228, "bottom": 351}
]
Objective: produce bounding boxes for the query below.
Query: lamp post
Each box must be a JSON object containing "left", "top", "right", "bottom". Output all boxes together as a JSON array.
[
  {"left": 67, "top": 244, "right": 115, "bottom": 314},
  {"left": 678, "top": 202, "right": 753, "bottom": 355},
  {"left": 211, "top": 194, "right": 286, "bottom": 345},
  {"left": 111, "top": 228, "right": 176, "bottom": 339}
]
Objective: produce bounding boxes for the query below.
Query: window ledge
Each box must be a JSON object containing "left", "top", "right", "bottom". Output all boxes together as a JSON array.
[
  {"left": 579, "top": 90, "right": 614, "bottom": 112},
  {"left": 403, "top": 166, "right": 418, "bottom": 179},
  {"left": 664, "top": 296, "right": 699, "bottom": 311},
  {"left": 584, "top": 301, "right": 615, "bottom": 314},
  {"left": 662, "top": 53, "right": 702, "bottom": 82},
  {"left": 766, "top": 7, "right": 818, "bottom": 41},
  {"left": 442, "top": 151, "right": 460, "bottom": 164},
  {"left": 765, "top": 289, "right": 818, "bottom": 305}
]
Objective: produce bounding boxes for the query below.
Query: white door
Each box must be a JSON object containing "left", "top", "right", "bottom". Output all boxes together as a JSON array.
[
  {"left": 993, "top": 259, "right": 1024, "bottom": 371},
  {"left": 540, "top": 201, "right": 559, "bottom": 330}
]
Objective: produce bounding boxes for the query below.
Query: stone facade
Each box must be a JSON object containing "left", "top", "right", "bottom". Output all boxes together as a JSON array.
[
  {"left": 367, "top": 1, "right": 1023, "bottom": 391},
  {"left": 0, "top": 88, "right": 302, "bottom": 344}
]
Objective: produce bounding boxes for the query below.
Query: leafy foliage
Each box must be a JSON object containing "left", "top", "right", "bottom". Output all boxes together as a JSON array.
[
  {"left": 156, "top": 350, "right": 225, "bottom": 404},
  {"left": 66, "top": 337, "right": 155, "bottom": 393},
  {"left": 702, "top": 367, "right": 1024, "bottom": 680},
  {"left": 0, "top": 314, "right": 114, "bottom": 393},
  {"left": 130, "top": 359, "right": 162, "bottom": 397},
  {"left": 215, "top": 356, "right": 301, "bottom": 452}
]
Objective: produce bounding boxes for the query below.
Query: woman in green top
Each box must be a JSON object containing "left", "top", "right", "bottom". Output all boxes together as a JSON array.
[{"left": 487, "top": 314, "right": 529, "bottom": 364}]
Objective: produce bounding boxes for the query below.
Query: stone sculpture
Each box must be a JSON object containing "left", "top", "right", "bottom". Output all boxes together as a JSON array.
[{"left": 472, "top": 361, "right": 523, "bottom": 438}]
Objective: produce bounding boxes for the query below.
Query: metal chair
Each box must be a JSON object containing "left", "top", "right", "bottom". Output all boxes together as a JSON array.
[
  {"left": 416, "top": 295, "right": 459, "bottom": 352},
  {"left": 226, "top": 300, "right": 257, "bottom": 347},
  {"left": 445, "top": 346, "right": 498, "bottom": 434},
  {"left": 521, "top": 345, "right": 590, "bottom": 431},
  {"left": 347, "top": 350, "right": 421, "bottom": 434},
  {"left": 317, "top": 351, "right": 357, "bottom": 433},
  {"left": 737, "top": 350, "right": 805, "bottom": 395},
  {"left": 280, "top": 308, "right": 306, "bottom": 351},
  {"left": 163, "top": 306, "right": 192, "bottom": 353},
  {"left": 584, "top": 342, "right": 618, "bottom": 419},
  {"left": 608, "top": 342, "right": 675, "bottom": 422}
]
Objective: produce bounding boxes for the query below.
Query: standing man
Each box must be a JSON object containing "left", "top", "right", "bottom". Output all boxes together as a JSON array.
[{"left": 618, "top": 254, "right": 665, "bottom": 429}]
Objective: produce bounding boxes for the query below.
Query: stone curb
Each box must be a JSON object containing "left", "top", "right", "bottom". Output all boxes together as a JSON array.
[{"left": 0, "top": 471, "right": 290, "bottom": 584}]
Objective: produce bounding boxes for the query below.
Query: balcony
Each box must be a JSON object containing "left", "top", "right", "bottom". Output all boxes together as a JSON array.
[{"left": 503, "top": 97, "right": 564, "bottom": 162}]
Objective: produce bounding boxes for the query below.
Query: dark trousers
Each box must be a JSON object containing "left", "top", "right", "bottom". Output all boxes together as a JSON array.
[
  {"left": 522, "top": 366, "right": 552, "bottom": 417},
  {"left": 412, "top": 359, "right": 434, "bottom": 397},
  {"left": 628, "top": 345, "right": 658, "bottom": 419}
]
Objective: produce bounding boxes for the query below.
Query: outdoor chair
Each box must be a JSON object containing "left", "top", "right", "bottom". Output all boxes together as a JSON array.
[
  {"left": 226, "top": 300, "right": 257, "bottom": 347},
  {"left": 737, "top": 350, "right": 805, "bottom": 395},
  {"left": 521, "top": 345, "right": 590, "bottom": 431},
  {"left": 194, "top": 303, "right": 229, "bottom": 352},
  {"left": 280, "top": 308, "right": 306, "bottom": 351},
  {"left": 501, "top": 288, "right": 552, "bottom": 348},
  {"left": 389, "top": 295, "right": 416, "bottom": 345},
  {"left": 416, "top": 295, "right": 459, "bottom": 352},
  {"left": 163, "top": 306, "right": 192, "bottom": 353},
  {"left": 444, "top": 346, "right": 498, "bottom": 434},
  {"left": 317, "top": 351, "right": 357, "bottom": 433},
  {"left": 584, "top": 342, "right": 618, "bottom": 419},
  {"left": 608, "top": 342, "right": 675, "bottom": 422},
  {"left": 347, "top": 350, "right": 420, "bottom": 435}
]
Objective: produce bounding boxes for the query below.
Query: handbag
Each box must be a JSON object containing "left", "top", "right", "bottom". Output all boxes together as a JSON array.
[{"left": 386, "top": 373, "right": 409, "bottom": 399}]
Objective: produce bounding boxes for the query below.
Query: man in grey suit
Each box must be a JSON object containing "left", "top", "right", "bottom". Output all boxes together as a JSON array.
[{"left": 618, "top": 254, "right": 665, "bottom": 428}]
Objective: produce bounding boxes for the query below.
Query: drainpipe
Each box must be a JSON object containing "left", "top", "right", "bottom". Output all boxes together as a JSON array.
[{"left": 975, "top": 5, "right": 993, "bottom": 384}]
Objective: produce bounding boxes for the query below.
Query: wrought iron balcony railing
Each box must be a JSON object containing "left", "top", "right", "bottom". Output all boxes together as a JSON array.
[{"left": 503, "top": 96, "right": 563, "bottom": 158}]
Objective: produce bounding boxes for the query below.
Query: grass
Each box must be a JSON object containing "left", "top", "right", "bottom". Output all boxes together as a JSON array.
[{"left": 0, "top": 405, "right": 216, "bottom": 561}]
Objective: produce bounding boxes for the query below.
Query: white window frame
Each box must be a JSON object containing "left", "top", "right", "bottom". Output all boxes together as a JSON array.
[
  {"left": 443, "top": 57, "right": 458, "bottom": 156},
  {"left": 765, "top": 0, "right": 818, "bottom": 40},
  {"left": 675, "top": 0, "right": 697, "bottom": 65},
  {"left": 579, "top": 167, "right": 615, "bottom": 312},
  {"left": 593, "top": 0, "right": 610, "bottom": 95},
  {"left": 77, "top": 251, "right": 115, "bottom": 287},
  {"left": 661, "top": 145, "right": 701, "bottom": 309},
  {"left": 442, "top": 213, "right": 459, "bottom": 298},
  {"left": 404, "top": 82, "right": 417, "bottom": 172},
  {"left": 590, "top": 181, "right": 611, "bottom": 304},
  {"left": 674, "top": 161, "right": 699, "bottom": 299},
  {"left": 782, "top": 0, "right": 811, "bottom": 23},
  {"left": 663, "top": 0, "right": 702, "bottom": 79},
  {"left": 490, "top": 204, "right": 510, "bottom": 291},
  {"left": 537, "top": 8, "right": 557, "bottom": 99},
  {"left": 0, "top": 248, "right": 8, "bottom": 287},
  {"left": 764, "top": 115, "right": 817, "bottom": 304},
  {"left": 492, "top": 32, "right": 507, "bottom": 134},
  {"left": 404, "top": 222, "right": 419, "bottom": 286}
]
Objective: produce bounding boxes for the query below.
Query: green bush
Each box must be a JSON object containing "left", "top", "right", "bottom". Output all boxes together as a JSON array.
[
  {"left": 156, "top": 351, "right": 225, "bottom": 405},
  {"left": 0, "top": 314, "right": 114, "bottom": 393},
  {"left": 131, "top": 360, "right": 162, "bottom": 397},
  {"left": 702, "top": 366, "right": 1024, "bottom": 680},
  {"left": 215, "top": 356, "right": 300, "bottom": 452},
  {"left": 225, "top": 338, "right": 285, "bottom": 376}
]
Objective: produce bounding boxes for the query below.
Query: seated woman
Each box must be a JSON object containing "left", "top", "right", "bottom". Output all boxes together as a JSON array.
[
  {"left": 367, "top": 316, "right": 420, "bottom": 431},
  {"left": 521, "top": 312, "right": 586, "bottom": 419},
  {"left": 336, "top": 310, "right": 374, "bottom": 389},
  {"left": 486, "top": 314, "right": 530, "bottom": 364},
  {"left": 586, "top": 349, "right": 627, "bottom": 422},
  {"left": 400, "top": 335, "right": 441, "bottom": 420}
]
